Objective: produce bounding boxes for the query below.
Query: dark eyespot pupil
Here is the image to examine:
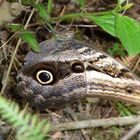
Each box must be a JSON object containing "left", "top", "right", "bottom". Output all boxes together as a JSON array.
[
  {"left": 71, "top": 63, "right": 84, "bottom": 73},
  {"left": 38, "top": 72, "right": 50, "bottom": 82},
  {"left": 126, "top": 87, "right": 133, "bottom": 94}
]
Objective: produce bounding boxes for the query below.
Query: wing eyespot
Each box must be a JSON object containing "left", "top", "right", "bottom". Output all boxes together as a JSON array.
[
  {"left": 36, "top": 70, "right": 53, "bottom": 85},
  {"left": 71, "top": 62, "right": 84, "bottom": 73}
]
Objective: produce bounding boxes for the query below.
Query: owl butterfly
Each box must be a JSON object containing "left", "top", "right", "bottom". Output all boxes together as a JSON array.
[{"left": 17, "top": 34, "right": 140, "bottom": 110}]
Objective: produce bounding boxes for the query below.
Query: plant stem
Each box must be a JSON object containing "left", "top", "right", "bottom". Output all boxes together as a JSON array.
[
  {"left": 49, "top": 10, "right": 113, "bottom": 22},
  {"left": 51, "top": 115, "right": 140, "bottom": 131}
]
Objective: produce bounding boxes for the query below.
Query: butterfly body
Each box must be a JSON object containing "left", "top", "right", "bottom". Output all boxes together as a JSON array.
[{"left": 17, "top": 36, "right": 140, "bottom": 109}]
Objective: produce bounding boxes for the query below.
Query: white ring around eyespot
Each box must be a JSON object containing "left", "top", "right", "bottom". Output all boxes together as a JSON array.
[{"left": 36, "top": 70, "right": 53, "bottom": 85}]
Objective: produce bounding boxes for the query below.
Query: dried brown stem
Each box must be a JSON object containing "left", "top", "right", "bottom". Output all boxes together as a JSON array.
[{"left": 51, "top": 115, "right": 140, "bottom": 131}]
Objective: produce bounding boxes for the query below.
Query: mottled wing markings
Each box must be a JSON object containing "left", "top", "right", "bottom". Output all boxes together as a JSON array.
[{"left": 77, "top": 46, "right": 133, "bottom": 79}]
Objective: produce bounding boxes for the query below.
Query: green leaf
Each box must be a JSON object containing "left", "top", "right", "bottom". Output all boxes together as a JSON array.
[
  {"left": 107, "top": 43, "right": 126, "bottom": 57},
  {"left": 8, "top": 24, "right": 24, "bottom": 32},
  {"left": 122, "top": 3, "right": 134, "bottom": 10},
  {"left": 87, "top": 14, "right": 116, "bottom": 37},
  {"left": 116, "top": 14, "right": 140, "bottom": 55},
  {"left": 21, "top": 0, "right": 35, "bottom": 5},
  {"left": 77, "top": 0, "right": 85, "bottom": 8},
  {"left": 47, "top": 0, "right": 53, "bottom": 15},
  {"left": 116, "top": 102, "right": 133, "bottom": 116},
  {"left": 33, "top": 2, "right": 55, "bottom": 33},
  {"left": 33, "top": 3, "right": 49, "bottom": 20},
  {"left": 117, "top": 0, "right": 126, "bottom": 5},
  {"left": 20, "top": 32, "right": 40, "bottom": 52}
]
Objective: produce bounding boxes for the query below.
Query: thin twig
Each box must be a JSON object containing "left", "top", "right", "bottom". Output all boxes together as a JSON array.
[
  {"left": 3, "top": 0, "right": 39, "bottom": 139},
  {"left": 122, "top": 0, "right": 129, "bottom": 15},
  {"left": 64, "top": 107, "right": 90, "bottom": 140},
  {"left": 0, "top": 33, "right": 17, "bottom": 49},
  {"left": 50, "top": 115, "right": 140, "bottom": 131},
  {"left": 0, "top": 39, "right": 21, "bottom": 95},
  {"left": 120, "top": 123, "right": 140, "bottom": 140},
  {"left": 0, "top": 0, "right": 39, "bottom": 95},
  {"left": 132, "top": 56, "right": 140, "bottom": 73}
]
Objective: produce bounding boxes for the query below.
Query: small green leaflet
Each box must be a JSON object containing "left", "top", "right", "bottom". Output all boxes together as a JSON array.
[
  {"left": 116, "top": 14, "right": 140, "bottom": 55},
  {"left": 87, "top": 13, "right": 140, "bottom": 55},
  {"left": 117, "top": 0, "right": 126, "bottom": 5},
  {"left": 8, "top": 24, "right": 24, "bottom": 32},
  {"left": 116, "top": 102, "right": 134, "bottom": 116},
  {"left": 87, "top": 14, "right": 116, "bottom": 37},
  {"left": 20, "top": 32, "right": 40, "bottom": 52},
  {"left": 77, "top": 0, "right": 85, "bottom": 9},
  {"left": 33, "top": 3, "right": 49, "bottom": 20},
  {"left": 47, "top": 0, "right": 53, "bottom": 15},
  {"left": 107, "top": 43, "right": 126, "bottom": 57}
]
